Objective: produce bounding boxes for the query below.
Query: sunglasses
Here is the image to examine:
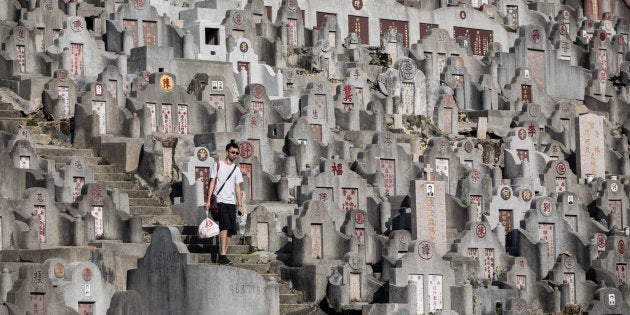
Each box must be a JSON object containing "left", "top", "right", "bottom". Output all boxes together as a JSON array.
[{"left": 229, "top": 151, "right": 239, "bottom": 155}]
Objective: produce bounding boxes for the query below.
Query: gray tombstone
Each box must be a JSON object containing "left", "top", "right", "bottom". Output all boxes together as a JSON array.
[{"left": 5, "top": 264, "right": 79, "bottom": 315}]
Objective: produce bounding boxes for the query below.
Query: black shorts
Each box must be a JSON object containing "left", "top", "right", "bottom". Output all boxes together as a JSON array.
[{"left": 217, "top": 203, "right": 237, "bottom": 236}]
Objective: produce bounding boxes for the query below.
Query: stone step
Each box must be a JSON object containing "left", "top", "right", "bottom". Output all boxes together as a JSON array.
[
  {"left": 0, "top": 110, "right": 24, "bottom": 118},
  {"left": 48, "top": 155, "right": 101, "bottom": 165},
  {"left": 279, "top": 303, "right": 313, "bottom": 314},
  {"left": 90, "top": 165, "right": 117, "bottom": 173},
  {"left": 278, "top": 282, "right": 294, "bottom": 295},
  {"left": 94, "top": 172, "right": 132, "bottom": 181},
  {"left": 182, "top": 234, "right": 249, "bottom": 247},
  {"left": 30, "top": 133, "right": 53, "bottom": 146},
  {"left": 197, "top": 253, "right": 263, "bottom": 265},
  {"left": 230, "top": 263, "right": 271, "bottom": 274},
  {"left": 0, "top": 102, "right": 14, "bottom": 110},
  {"left": 139, "top": 214, "right": 183, "bottom": 227},
  {"left": 196, "top": 253, "right": 261, "bottom": 264},
  {"left": 100, "top": 180, "right": 138, "bottom": 190},
  {"left": 280, "top": 293, "right": 302, "bottom": 305},
  {"left": 123, "top": 189, "right": 151, "bottom": 198},
  {"left": 186, "top": 243, "right": 251, "bottom": 254},
  {"left": 130, "top": 206, "right": 171, "bottom": 216},
  {"left": 36, "top": 147, "right": 95, "bottom": 158},
  {"left": 0, "top": 118, "right": 27, "bottom": 131},
  {"left": 128, "top": 197, "right": 165, "bottom": 207}
]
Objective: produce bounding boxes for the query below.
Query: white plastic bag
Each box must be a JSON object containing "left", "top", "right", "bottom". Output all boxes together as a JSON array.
[{"left": 198, "top": 216, "right": 220, "bottom": 239}]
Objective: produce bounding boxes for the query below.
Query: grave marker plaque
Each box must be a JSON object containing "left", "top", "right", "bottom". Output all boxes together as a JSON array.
[
  {"left": 380, "top": 19, "right": 409, "bottom": 47},
  {"left": 108, "top": 80, "right": 117, "bottom": 102},
  {"left": 470, "top": 195, "right": 482, "bottom": 221},
  {"left": 349, "top": 273, "right": 361, "bottom": 302},
  {"left": 35, "top": 205, "right": 46, "bottom": 243},
  {"left": 209, "top": 95, "right": 224, "bottom": 109},
  {"left": 443, "top": 108, "right": 453, "bottom": 134},
  {"left": 354, "top": 228, "right": 365, "bottom": 245},
  {"left": 609, "top": 200, "right": 622, "bottom": 227},
  {"left": 517, "top": 149, "right": 529, "bottom": 162},
  {"left": 349, "top": 15, "right": 369, "bottom": 44},
  {"left": 499, "top": 210, "right": 513, "bottom": 246},
  {"left": 598, "top": 49, "right": 607, "bottom": 70},
  {"left": 538, "top": 223, "right": 555, "bottom": 270},
  {"left": 31, "top": 293, "right": 44, "bottom": 314},
  {"left": 453, "top": 27, "right": 493, "bottom": 56},
  {"left": 123, "top": 19, "right": 138, "bottom": 46},
  {"left": 92, "top": 101, "right": 106, "bottom": 135},
  {"left": 408, "top": 275, "right": 424, "bottom": 312},
  {"left": 287, "top": 19, "right": 298, "bottom": 46},
  {"left": 257, "top": 222, "right": 269, "bottom": 251},
  {"left": 616, "top": 264, "right": 626, "bottom": 285},
  {"left": 516, "top": 275, "right": 526, "bottom": 289},
  {"left": 563, "top": 273, "right": 576, "bottom": 304},
  {"left": 484, "top": 248, "right": 495, "bottom": 280},
  {"left": 146, "top": 103, "right": 157, "bottom": 132},
  {"left": 91, "top": 206, "right": 103, "bottom": 239},
  {"left": 73, "top": 177, "right": 85, "bottom": 202},
  {"left": 177, "top": 105, "right": 188, "bottom": 134},
  {"left": 316, "top": 12, "right": 336, "bottom": 30},
  {"left": 401, "top": 83, "right": 414, "bottom": 110},
  {"left": 380, "top": 159, "right": 396, "bottom": 196},
  {"left": 506, "top": 5, "right": 519, "bottom": 27},
  {"left": 161, "top": 105, "right": 172, "bottom": 133},
  {"left": 412, "top": 181, "right": 447, "bottom": 254},
  {"left": 239, "top": 163, "right": 252, "bottom": 197},
  {"left": 428, "top": 275, "right": 443, "bottom": 312},
  {"left": 17, "top": 45, "right": 26, "bottom": 73},
  {"left": 314, "top": 94, "right": 327, "bottom": 119},
  {"left": 355, "top": 88, "right": 363, "bottom": 107},
  {"left": 555, "top": 177, "right": 567, "bottom": 194},
  {"left": 577, "top": 114, "right": 605, "bottom": 178},
  {"left": 521, "top": 85, "right": 532, "bottom": 104},
  {"left": 78, "top": 302, "right": 94, "bottom": 314},
  {"left": 311, "top": 224, "right": 323, "bottom": 259},
  {"left": 58, "top": 86, "right": 70, "bottom": 116},
  {"left": 437, "top": 53, "right": 447, "bottom": 76},
  {"left": 71, "top": 43, "right": 83, "bottom": 75},
  {"left": 251, "top": 101, "right": 264, "bottom": 121},
  {"left": 195, "top": 167, "right": 210, "bottom": 202},
  {"left": 420, "top": 23, "right": 439, "bottom": 38},
  {"left": 341, "top": 188, "right": 358, "bottom": 211},
  {"left": 527, "top": 50, "right": 545, "bottom": 88},
  {"left": 142, "top": 21, "right": 157, "bottom": 46},
  {"left": 565, "top": 215, "right": 577, "bottom": 232},
  {"left": 310, "top": 124, "right": 322, "bottom": 142}
]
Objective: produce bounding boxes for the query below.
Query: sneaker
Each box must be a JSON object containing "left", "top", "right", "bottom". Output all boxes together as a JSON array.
[
  {"left": 224, "top": 256, "right": 233, "bottom": 265},
  {"left": 218, "top": 255, "right": 233, "bottom": 265}
]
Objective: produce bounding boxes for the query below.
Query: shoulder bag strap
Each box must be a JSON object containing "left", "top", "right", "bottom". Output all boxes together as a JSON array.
[{"left": 215, "top": 163, "right": 238, "bottom": 195}]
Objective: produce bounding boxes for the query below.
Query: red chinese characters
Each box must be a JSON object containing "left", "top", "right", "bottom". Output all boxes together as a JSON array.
[
  {"left": 342, "top": 85, "right": 353, "bottom": 102},
  {"left": 332, "top": 163, "right": 343, "bottom": 176}
]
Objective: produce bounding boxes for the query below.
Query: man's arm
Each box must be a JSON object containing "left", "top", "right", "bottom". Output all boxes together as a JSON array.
[
  {"left": 235, "top": 182, "right": 243, "bottom": 215},
  {"left": 204, "top": 177, "right": 217, "bottom": 209}
]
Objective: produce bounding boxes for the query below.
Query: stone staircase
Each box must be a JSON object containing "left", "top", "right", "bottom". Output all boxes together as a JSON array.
[
  {"left": 1, "top": 105, "right": 316, "bottom": 313},
  {"left": 0, "top": 101, "right": 27, "bottom": 131},
  {"left": 33, "top": 145, "right": 183, "bottom": 238},
  {"left": 180, "top": 226, "right": 313, "bottom": 314}
]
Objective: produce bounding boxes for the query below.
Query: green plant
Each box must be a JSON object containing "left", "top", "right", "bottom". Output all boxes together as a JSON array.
[
  {"left": 26, "top": 119, "right": 38, "bottom": 126},
  {"left": 462, "top": 199, "right": 469, "bottom": 206},
  {"left": 97, "top": 157, "right": 110, "bottom": 165}
]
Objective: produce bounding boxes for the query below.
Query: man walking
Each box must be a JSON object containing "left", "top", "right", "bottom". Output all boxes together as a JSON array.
[{"left": 205, "top": 142, "right": 244, "bottom": 265}]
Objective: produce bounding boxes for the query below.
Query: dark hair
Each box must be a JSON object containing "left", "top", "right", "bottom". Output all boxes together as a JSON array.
[{"left": 226, "top": 142, "right": 238, "bottom": 151}]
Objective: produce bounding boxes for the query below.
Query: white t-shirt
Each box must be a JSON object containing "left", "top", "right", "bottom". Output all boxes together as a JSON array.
[{"left": 209, "top": 160, "right": 244, "bottom": 204}]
